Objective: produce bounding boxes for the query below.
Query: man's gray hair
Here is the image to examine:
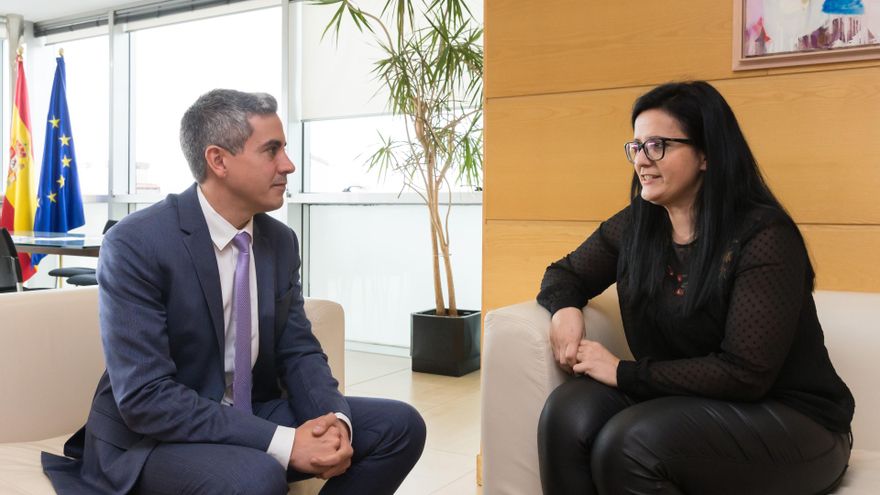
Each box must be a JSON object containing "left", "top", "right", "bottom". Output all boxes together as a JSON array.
[{"left": 180, "top": 89, "right": 278, "bottom": 182}]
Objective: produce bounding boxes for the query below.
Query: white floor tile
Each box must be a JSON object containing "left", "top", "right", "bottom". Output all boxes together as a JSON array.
[
  {"left": 344, "top": 351, "right": 483, "bottom": 494},
  {"left": 344, "top": 350, "right": 410, "bottom": 386},
  {"left": 431, "top": 470, "right": 482, "bottom": 495},
  {"left": 346, "top": 367, "right": 481, "bottom": 410},
  {"left": 396, "top": 448, "right": 474, "bottom": 495},
  {"left": 421, "top": 390, "right": 481, "bottom": 456}
]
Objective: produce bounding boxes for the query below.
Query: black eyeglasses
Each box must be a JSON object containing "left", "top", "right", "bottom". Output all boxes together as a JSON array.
[{"left": 624, "top": 137, "right": 693, "bottom": 164}]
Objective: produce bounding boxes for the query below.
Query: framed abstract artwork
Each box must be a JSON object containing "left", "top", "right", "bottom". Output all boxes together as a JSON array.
[{"left": 734, "top": 0, "right": 880, "bottom": 69}]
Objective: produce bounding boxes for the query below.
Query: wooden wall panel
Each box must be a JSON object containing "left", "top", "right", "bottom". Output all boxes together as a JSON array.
[
  {"left": 483, "top": 220, "right": 600, "bottom": 314},
  {"left": 484, "top": 221, "right": 880, "bottom": 317},
  {"left": 485, "top": 67, "right": 880, "bottom": 224},
  {"left": 484, "top": 88, "right": 636, "bottom": 222},
  {"left": 715, "top": 69, "right": 880, "bottom": 224},
  {"left": 485, "top": 0, "right": 739, "bottom": 98},
  {"left": 803, "top": 226, "right": 880, "bottom": 292}
]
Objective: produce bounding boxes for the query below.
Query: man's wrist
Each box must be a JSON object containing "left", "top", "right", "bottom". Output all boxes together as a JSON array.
[
  {"left": 334, "top": 412, "right": 353, "bottom": 443},
  {"left": 267, "top": 425, "right": 297, "bottom": 467}
]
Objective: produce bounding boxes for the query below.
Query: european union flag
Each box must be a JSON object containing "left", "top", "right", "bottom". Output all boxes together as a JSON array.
[{"left": 33, "top": 55, "right": 85, "bottom": 267}]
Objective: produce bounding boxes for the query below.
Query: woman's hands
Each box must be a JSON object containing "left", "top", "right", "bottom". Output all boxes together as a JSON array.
[
  {"left": 550, "top": 307, "right": 585, "bottom": 373},
  {"left": 572, "top": 340, "right": 620, "bottom": 387},
  {"left": 550, "top": 307, "right": 620, "bottom": 386}
]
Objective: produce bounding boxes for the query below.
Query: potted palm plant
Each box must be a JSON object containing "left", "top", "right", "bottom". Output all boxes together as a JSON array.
[{"left": 315, "top": 0, "right": 483, "bottom": 376}]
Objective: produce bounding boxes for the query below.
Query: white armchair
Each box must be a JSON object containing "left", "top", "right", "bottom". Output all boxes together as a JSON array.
[
  {"left": 480, "top": 287, "right": 880, "bottom": 494},
  {"left": 0, "top": 286, "right": 346, "bottom": 495}
]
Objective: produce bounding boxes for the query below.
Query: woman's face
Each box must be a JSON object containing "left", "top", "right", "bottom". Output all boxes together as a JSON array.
[{"left": 632, "top": 108, "right": 706, "bottom": 212}]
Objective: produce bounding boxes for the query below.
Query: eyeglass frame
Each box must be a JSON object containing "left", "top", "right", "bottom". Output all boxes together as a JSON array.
[{"left": 624, "top": 137, "right": 693, "bottom": 164}]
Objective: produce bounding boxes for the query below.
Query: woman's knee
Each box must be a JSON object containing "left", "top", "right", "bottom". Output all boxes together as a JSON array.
[
  {"left": 591, "top": 407, "right": 646, "bottom": 471},
  {"left": 590, "top": 403, "right": 679, "bottom": 493},
  {"left": 591, "top": 398, "right": 681, "bottom": 469},
  {"left": 538, "top": 377, "right": 630, "bottom": 451}
]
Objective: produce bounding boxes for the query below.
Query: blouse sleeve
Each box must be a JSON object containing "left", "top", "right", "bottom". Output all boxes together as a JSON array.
[
  {"left": 617, "top": 221, "right": 808, "bottom": 401},
  {"left": 536, "top": 207, "right": 628, "bottom": 315}
]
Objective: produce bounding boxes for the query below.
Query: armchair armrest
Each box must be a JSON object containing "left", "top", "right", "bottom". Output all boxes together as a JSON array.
[
  {"left": 0, "top": 287, "right": 103, "bottom": 443},
  {"left": 303, "top": 298, "right": 346, "bottom": 392},
  {"left": 480, "top": 286, "right": 628, "bottom": 494}
]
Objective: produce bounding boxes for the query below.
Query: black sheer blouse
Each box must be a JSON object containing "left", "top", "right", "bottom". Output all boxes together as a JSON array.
[{"left": 537, "top": 207, "right": 855, "bottom": 433}]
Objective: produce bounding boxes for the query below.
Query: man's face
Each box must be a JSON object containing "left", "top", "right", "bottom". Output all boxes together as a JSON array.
[{"left": 222, "top": 113, "right": 295, "bottom": 216}]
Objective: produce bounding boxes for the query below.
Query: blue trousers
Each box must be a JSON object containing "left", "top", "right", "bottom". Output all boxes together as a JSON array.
[{"left": 135, "top": 397, "right": 426, "bottom": 495}]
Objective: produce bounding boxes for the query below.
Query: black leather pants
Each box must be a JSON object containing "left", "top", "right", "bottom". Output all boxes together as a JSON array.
[{"left": 537, "top": 376, "right": 851, "bottom": 495}]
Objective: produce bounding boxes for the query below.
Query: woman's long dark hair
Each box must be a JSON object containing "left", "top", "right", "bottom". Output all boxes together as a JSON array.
[{"left": 623, "top": 81, "right": 807, "bottom": 314}]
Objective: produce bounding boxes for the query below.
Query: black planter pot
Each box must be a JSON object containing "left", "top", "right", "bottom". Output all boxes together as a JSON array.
[{"left": 411, "top": 309, "right": 481, "bottom": 377}]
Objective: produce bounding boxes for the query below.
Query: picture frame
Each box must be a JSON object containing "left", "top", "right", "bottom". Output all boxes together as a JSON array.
[{"left": 733, "top": 0, "right": 880, "bottom": 70}]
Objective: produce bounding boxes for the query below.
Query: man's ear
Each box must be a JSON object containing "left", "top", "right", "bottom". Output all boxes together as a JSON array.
[{"left": 204, "top": 145, "right": 227, "bottom": 178}]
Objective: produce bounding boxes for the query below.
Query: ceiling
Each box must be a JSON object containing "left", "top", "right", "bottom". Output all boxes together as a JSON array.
[{"left": 2, "top": 0, "right": 146, "bottom": 23}]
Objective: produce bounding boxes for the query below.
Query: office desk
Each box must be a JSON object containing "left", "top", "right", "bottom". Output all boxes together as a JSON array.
[{"left": 11, "top": 231, "right": 102, "bottom": 257}]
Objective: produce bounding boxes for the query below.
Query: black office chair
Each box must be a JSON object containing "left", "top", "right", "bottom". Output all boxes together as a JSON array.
[
  {"left": 0, "top": 228, "right": 24, "bottom": 284},
  {"left": 0, "top": 227, "right": 56, "bottom": 290},
  {"left": 48, "top": 219, "right": 117, "bottom": 285},
  {"left": 1, "top": 227, "right": 17, "bottom": 257},
  {"left": 0, "top": 256, "right": 20, "bottom": 293},
  {"left": 67, "top": 273, "right": 99, "bottom": 286}
]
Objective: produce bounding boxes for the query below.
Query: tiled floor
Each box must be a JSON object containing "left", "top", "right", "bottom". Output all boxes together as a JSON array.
[{"left": 344, "top": 350, "right": 483, "bottom": 495}]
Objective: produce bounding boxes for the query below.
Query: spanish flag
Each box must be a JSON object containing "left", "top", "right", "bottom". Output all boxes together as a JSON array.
[{"left": 1, "top": 52, "right": 37, "bottom": 281}]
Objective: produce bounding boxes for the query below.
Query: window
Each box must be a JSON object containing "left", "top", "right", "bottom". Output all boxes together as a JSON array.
[
  {"left": 307, "top": 115, "right": 408, "bottom": 193},
  {"left": 306, "top": 113, "right": 482, "bottom": 195},
  {"left": 130, "top": 7, "right": 282, "bottom": 195},
  {"left": 29, "top": 35, "right": 110, "bottom": 195}
]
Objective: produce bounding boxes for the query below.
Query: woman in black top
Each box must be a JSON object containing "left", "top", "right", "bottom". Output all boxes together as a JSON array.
[{"left": 536, "top": 81, "right": 854, "bottom": 495}]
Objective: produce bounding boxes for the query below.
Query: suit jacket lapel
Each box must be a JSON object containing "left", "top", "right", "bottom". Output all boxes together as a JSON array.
[{"left": 177, "top": 184, "right": 226, "bottom": 353}]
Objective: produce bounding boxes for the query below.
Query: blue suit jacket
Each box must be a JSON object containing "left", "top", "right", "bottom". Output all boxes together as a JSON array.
[{"left": 42, "top": 184, "right": 349, "bottom": 494}]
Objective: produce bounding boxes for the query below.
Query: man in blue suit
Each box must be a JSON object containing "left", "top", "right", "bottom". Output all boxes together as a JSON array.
[{"left": 42, "top": 89, "right": 426, "bottom": 494}]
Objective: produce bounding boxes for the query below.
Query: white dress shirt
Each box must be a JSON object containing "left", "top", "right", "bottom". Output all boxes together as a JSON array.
[{"left": 196, "top": 187, "right": 350, "bottom": 468}]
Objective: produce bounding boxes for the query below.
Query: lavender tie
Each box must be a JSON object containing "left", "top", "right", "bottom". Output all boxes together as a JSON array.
[{"left": 231, "top": 231, "right": 253, "bottom": 413}]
